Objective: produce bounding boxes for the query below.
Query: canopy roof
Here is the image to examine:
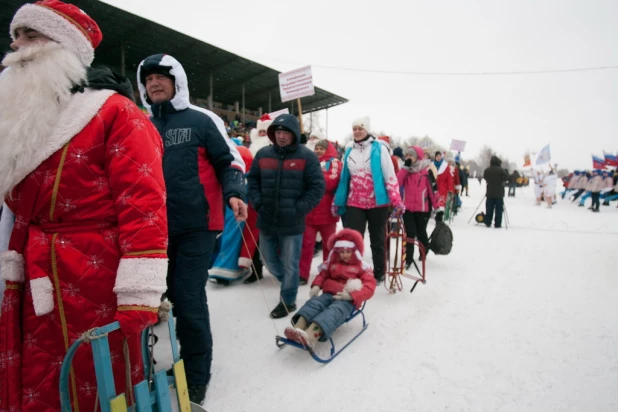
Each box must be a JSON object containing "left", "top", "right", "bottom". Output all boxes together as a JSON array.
[{"left": 0, "top": 0, "right": 348, "bottom": 113}]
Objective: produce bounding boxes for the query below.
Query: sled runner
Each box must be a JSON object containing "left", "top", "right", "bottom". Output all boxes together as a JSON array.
[
  {"left": 275, "top": 303, "right": 368, "bottom": 364},
  {"left": 60, "top": 307, "right": 206, "bottom": 412},
  {"left": 384, "top": 214, "right": 427, "bottom": 294}
]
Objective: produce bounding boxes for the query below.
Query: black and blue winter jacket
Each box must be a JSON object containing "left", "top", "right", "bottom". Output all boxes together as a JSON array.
[
  {"left": 138, "top": 54, "right": 246, "bottom": 235},
  {"left": 247, "top": 114, "right": 325, "bottom": 236}
]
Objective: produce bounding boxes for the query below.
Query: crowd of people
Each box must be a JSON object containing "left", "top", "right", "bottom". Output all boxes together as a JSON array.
[
  {"left": 0, "top": 1, "right": 567, "bottom": 410},
  {"left": 561, "top": 170, "right": 618, "bottom": 212}
]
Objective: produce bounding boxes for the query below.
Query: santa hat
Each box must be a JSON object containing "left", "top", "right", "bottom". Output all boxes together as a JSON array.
[
  {"left": 310, "top": 130, "right": 324, "bottom": 140},
  {"left": 256, "top": 114, "right": 273, "bottom": 133},
  {"left": 10, "top": 0, "right": 102, "bottom": 67},
  {"left": 352, "top": 116, "right": 371, "bottom": 132}
]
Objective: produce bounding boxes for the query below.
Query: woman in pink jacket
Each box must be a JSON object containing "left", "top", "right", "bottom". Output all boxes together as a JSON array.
[{"left": 397, "top": 146, "right": 439, "bottom": 267}]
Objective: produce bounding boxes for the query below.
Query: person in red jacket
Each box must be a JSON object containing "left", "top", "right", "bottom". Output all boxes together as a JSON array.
[
  {"left": 434, "top": 151, "right": 454, "bottom": 208},
  {"left": 0, "top": 2, "right": 167, "bottom": 410},
  {"left": 284, "top": 229, "right": 376, "bottom": 349},
  {"left": 299, "top": 140, "right": 342, "bottom": 284}
]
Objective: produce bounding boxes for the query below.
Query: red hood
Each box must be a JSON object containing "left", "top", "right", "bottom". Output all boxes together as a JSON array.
[{"left": 319, "top": 142, "right": 338, "bottom": 162}]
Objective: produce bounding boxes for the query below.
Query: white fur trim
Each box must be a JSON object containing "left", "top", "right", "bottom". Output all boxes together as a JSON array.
[
  {"left": 0, "top": 205, "right": 14, "bottom": 253},
  {"left": 137, "top": 54, "right": 190, "bottom": 114},
  {"left": 0, "top": 250, "right": 25, "bottom": 283},
  {"left": 334, "top": 240, "right": 355, "bottom": 249},
  {"left": 249, "top": 135, "right": 271, "bottom": 157},
  {"left": 31, "top": 277, "right": 54, "bottom": 316},
  {"left": 10, "top": 4, "right": 94, "bottom": 67},
  {"left": 238, "top": 257, "right": 252, "bottom": 269},
  {"left": 0, "top": 88, "right": 115, "bottom": 199},
  {"left": 257, "top": 118, "right": 273, "bottom": 132},
  {"left": 114, "top": 258, "right": 168, "bottom": 308},
  {"left": 344, "top": 278, "right": 363, "bottom": 293},
  {"left": 354, "top": 250, "right": 371, "bottom": 270}
]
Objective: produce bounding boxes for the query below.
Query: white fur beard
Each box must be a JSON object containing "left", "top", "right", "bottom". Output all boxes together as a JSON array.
[{"left": 0, "top": 42, "right": 86, "bottom": 199}]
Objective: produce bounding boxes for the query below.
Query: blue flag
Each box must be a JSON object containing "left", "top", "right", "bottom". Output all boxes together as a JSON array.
[{"left": 536, "top": 144, "right": 551, "bottom": 165}]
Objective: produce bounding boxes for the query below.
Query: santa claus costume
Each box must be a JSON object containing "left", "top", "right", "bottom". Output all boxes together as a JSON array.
[
  {"left": 0, "top": 2, "right": 168, "bottom": 411},
  {"left": 249, "top": 114, "right": 273, "bottom": 157}
]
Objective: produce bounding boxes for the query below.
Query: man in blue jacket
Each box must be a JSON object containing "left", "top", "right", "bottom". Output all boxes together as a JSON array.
[
  {"left": 138, "top": 54, "right": 247, "bottom": 405},
  {"left": 247, "top": 114, "right": 325, "bottom": 318}
]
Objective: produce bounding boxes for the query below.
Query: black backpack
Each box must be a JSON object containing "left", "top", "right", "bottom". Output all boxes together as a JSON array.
[{"left": 429, "top": 221, "right": 453, "bottom": 255}]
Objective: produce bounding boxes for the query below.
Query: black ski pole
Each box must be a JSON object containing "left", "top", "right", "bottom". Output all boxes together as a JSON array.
[{"left": 467, "top": 196, "right": 486, "bottom": 224}]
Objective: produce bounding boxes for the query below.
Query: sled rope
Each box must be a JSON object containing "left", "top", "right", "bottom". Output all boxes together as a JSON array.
[
  {"left": 80, "top": 328, "right": 108, "bottom": 343},
  {"left": 123, "top": 338, "right": 135, "bottom": 406},
  {"left": 237, "top": 223, "right": 285, "bottom": 336}
]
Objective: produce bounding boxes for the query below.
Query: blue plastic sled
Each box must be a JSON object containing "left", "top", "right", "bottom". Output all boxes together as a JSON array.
[
  {"left": 275, "top": 302, "right": 368, "bottom": 364},
  {"left": 59, "top": 308, "right": 202, "bottom": 411}
]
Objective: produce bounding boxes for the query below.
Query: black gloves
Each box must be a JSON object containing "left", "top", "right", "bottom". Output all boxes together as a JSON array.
[{"left": 404, "top": 158, "right": 412, "bottom": 167}]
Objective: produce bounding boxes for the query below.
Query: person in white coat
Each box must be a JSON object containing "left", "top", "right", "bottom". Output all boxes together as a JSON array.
[{"left": 544, "top": 170, "right": 557, "bottom": 208}]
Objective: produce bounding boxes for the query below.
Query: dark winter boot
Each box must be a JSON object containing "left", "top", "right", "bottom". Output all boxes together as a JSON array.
[
  {"left": 188, "top": 384, "right": 207, "bottom": 405},
  {"left": 270, "top": 302, "right": 296, "bottom": 319},
  {"left": 313, "top": 241, "right": 322, "bottom": 257},
  {"left": 209, "top": 277, "right": 230, "bottom": 286},
  {"left": 243, "top": 270, "right": 263, "bottom": 284},
  {"left": 299, "top": 278, "right": 308, "bottom": 286}
]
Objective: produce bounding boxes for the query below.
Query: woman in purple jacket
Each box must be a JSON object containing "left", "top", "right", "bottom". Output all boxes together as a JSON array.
[{"left": 397, "top": 146, "right": 440, "bottom": 267}]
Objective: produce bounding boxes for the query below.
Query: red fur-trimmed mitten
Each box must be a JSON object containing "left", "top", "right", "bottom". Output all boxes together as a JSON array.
[{"left": 114, "top": 306, "right": 158, "bottom": 336}]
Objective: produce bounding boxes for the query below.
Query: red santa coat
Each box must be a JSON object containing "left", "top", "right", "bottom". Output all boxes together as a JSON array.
[
  {"left": 0, "top": 89, "right": 168, "bottom": 412},
  {"left": 236, "top": 145, "right": 259, "bottom": 268},
  {"left": 306, "top": 142, "right": 342, "bottom": 226},
  {"left": 435, "top": 160, "right": 454, "bottom": 208}
]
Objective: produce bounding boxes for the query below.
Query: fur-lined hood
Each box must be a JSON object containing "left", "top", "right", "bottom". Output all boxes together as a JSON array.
[{"left": 137, "top": 54, "right": 190, "bottom": 114}]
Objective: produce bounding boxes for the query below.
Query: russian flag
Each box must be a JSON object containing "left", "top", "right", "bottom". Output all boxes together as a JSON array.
[
  {"left": 592, "top": 155, "right": 607, "bottom": 169},
  {"left": 603, "top": 152, "right": 618, "bottom": 167}
]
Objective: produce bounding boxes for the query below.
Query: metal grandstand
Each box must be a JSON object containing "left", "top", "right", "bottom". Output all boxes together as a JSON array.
[{"left": 0, "top": 0, "right": 348, "bottom": 119}]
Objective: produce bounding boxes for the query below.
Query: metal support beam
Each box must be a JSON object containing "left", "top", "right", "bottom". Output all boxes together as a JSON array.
[
  {"left": 216, "top": 68, "right": 271, "bottom": 90},
  {"left": 268, "top": 92, "right": 272, "bottom": 113},
  {"left": 208, "top": 74, "right": 213, "bottom": 110},
  {"left": 120, "top": 43, "right": 125, "bottom": 77},
  {"left": 241, "top": 84, "right": 246, "bottom": 125}
]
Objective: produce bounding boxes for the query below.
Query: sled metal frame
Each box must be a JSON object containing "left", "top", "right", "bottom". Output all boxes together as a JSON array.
[
  {"left": 275, "top": 303, "right": 368, "bottom": 364},
  {"left": 385, "top": 214, "right": 427, "bottom": 294},
  {"left": 60, "top": 309, "right": 195, "bottom": 412}
]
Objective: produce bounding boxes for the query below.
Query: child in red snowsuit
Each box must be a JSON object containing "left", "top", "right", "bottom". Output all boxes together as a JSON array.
[{"left": 285, "top": 229, "right": 376, "bottom": 349}]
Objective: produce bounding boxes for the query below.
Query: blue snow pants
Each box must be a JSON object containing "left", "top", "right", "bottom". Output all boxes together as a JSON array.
[
  {"left": 293, "top": 293, "right": 355, "bottom": 341},
  {"left": 167, "top": 230, "right": 217, "bottom": 387}
]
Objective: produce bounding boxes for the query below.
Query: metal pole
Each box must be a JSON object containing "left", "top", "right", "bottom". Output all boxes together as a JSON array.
[
  {"left": 268, "top": 92, "right": 272, "bottom": 113},
  {"left": 326, "top": 109, "right": 329, "bottom": 138},
  {"left": 208, "top": 74, "right": 213, "bottom": 110},
  {"left": 120, "top": 43, "right": 125, "bottom": 77},
  {"left": 241, "top": 84, "right": 245, "bottom": 125}
]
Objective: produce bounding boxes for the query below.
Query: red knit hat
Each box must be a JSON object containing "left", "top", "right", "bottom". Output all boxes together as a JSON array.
[
  {"left": 327, "top": 228, "right": 364, "bottom": 255},
  {"left": 10, "top": 0, "right": 102, "bottom": 67},
  {"left": 319, "top": 229, "right": 371, "bottom": 271}
]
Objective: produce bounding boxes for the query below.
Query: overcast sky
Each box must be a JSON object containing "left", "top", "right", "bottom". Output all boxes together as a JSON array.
[{"left": 104, "top": 0, "right": 618, "bottom": 170}]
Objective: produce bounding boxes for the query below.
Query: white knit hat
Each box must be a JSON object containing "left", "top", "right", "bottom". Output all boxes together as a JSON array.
[
  {"left": 352, "top": 116, "right": 371, "bottom": 132},
  {"left": 9, "top": 1, "right": 102, "bottom": 67}
]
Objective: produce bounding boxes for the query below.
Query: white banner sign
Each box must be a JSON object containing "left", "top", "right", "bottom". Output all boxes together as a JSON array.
[
  {"left": 450, "top": 139, "right": 467, "bottom": 152},
  {"left": 279, "top": 65, "right": 315, "bottom": 103},
  {"left": 268, "top": 108, "right": 289, "bottom": 119}
]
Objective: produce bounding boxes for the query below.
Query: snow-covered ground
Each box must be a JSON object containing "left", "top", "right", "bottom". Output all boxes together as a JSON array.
[{"left": 155, "top": 184, "right": 618, "bottom": 412}]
